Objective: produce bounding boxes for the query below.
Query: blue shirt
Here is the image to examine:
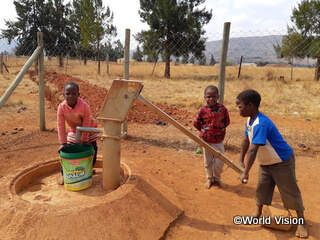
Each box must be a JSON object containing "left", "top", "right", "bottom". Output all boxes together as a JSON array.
[{"left": 245, "top": 112, "right": 293, "bottom": 165}]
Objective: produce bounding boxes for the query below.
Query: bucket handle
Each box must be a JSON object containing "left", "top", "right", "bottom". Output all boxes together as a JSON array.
[{"left": 60, "top": 155, "right": 93, "bottom": 173}]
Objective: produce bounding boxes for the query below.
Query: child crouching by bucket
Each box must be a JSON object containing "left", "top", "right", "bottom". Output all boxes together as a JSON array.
[{"left": 57, "top": 82, "right": 99, "bottom": 189}]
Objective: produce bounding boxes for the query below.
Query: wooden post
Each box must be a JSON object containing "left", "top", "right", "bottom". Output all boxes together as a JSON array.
[
  {"left": 65, "top": 54, "right": 69, "bottom": 74},
  {"left": 122, "top": 29, "right": 131, "bottom": 135},
  {"left": 106, "top": 53, "right": 110, "bottom": 76},
  {"left": 37, "top": 32, "right": 46, "bottom": 131},
  {"left": 218, "top": 22, "right": 231, "bottom": 104},
  {"left": 238, "top": 55, "right": 243, "bottom": 79},
  {"left": 124, "top": 29, "right": 130, "bottom": 80},
  {"left": 0, "top": 47, "right": 42, "bottom": 108},
  {"left": 0, "top": 53, "right": 3, "bottom": 74}
]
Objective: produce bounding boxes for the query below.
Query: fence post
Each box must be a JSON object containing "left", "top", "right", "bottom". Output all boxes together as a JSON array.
[
  {"left": 0, "top": 47, "right": 42, "bottom": 108},
  {"left": 218, "top": 22, "right": 231, "bottom": 104},
  {"left": 124, "top": 29, "right": 130, "bottom": 80},
  {"left": 238, "top": 55, "right": 243, "bottom": 79},
  {"left": 122, "top": 29, "right": 131, "bottom": 135},
  {"left": 0, "top": 53, "right": 3, "bottom": 74},
  {"left": 106, "top": 53, "right": 109, "bottom": 75},
  {"left": 37, "top": 32, "right": 46, "bottom": 131}
]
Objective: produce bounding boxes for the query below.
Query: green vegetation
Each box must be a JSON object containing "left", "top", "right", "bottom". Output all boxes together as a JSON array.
[
  {"left": 0, "top": 0, "right": 120, "bottom": 74},
  {"left": 277, "top": 0, "right": 320, "bottom": 80},
  {"left": 135, "top": 0, "right": 212, "bottom": 78}
]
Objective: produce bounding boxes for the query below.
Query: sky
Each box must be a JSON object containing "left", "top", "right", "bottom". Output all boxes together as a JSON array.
[{"left": 0, "top": 0, "right": 301, "bottom": 40}]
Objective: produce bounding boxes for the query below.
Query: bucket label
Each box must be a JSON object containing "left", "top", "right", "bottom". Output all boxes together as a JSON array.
[
  {"left": 61, "top": 155, "right": 93, "bottom": 186},
  {"left": 67, "top": 171, "right": 86, "bottom": 179},
  {"left": 70, "top": 160, "right": 80, "bottom": 165}
]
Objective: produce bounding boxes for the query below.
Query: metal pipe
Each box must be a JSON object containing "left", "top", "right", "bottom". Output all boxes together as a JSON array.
[
  {"left": 101, "top": 121, "right": 121, "bottom": 190},
  {"left": 75, "top": 126, "right": 103, "bottom": 142}
]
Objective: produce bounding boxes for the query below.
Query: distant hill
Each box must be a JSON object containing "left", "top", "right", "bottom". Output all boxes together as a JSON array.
[{"left": 205, "top": 35, "right": 284, "bottom": 64}]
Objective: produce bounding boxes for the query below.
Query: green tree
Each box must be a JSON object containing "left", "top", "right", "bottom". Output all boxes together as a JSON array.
[
  {"left": 102, "top": 40, "right": 124, "bottom": 62},
  {"left": 146, "top": 51, "right": 158, "bottom": 62},
  {"left": 273, "top": 42, "right": 284, "bottom": 59},
  {"left": 209, "top": 54, "right": 216, "bottom": 66},
  {"left": 112, "top": 40, "right": 124, "bottom": 61},
  {"left": 132, "top": 45, "right": 143, "bottom": 62},
  {"left": 199, "top": 56, "right": 206, "bottom": 65},
  {"left": 1, "top": 0, "right": 76, "bottom": 60},
  {"left": 283, "top": 0, "right": 320, "bottom": 80},
  {"left": 136, "top": 0, "right": 212, "bottom": 78},
  {"left": 189, "top": 55, "right": 195, "bottom": 64},
  {"left": 181, "top": 54, "right": 188, "bottom": 64},
  {"left": 1, "top": 0, "right": 44, "bottom": 55},
  {"left": 78, "top": 0, "right": 116, "bottom": 73},
  {"left": 255, "top": 61, "right": 269, "bottom": 67},
  {"left": 47, "top": 0, "right": 75, "bottom": 66},
  {"left": 69, "top": 0, "right": 84, "bottom": 57},
  {"left": 281, "top": 28, "right": 308, "bottom": 65}
]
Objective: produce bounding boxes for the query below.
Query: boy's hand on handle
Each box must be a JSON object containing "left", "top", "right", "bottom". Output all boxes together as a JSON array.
[
  {"left": 239, "top": 172, "right": 249, "bottom": 184},
  {"left": 58, "top": 143, "right": 68, "bottom": 153}
]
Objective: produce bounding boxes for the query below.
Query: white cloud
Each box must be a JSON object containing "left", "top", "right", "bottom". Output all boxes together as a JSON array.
[
  {"left": 106, "top": 0, "right": 148, "bottom": 40},
  {"left": 0, "top": 0, "right": 303, "bottom": 39},
  {"left": 234, "top": 0, "right": 287, "bottom": 8},
  {"left": 0, "top": 1, "right": 17, "bottom": 30}
]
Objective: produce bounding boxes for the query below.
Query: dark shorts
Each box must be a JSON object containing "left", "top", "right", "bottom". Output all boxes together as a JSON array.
[{"left": 256, "top": 154, "right": 305, "bottom": 212}]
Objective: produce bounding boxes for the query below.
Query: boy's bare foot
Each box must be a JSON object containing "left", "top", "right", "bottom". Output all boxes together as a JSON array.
[
  {"left": 295, "top": 223, "right": 308, "bottom": 238},
  {"left": 57, "top": 176, "right": 64, "bottom": 185},
  {"left": 252, "top": 205, "right": 263, "bottom": 218},
  {"left": 204, "top": 180, "right": 213, "bottom": 189},
  {"left": 215, "top": 180, "right": 227, "bottom": 188},
  {"left": 295, "top": 211, "right": 308, "bottom": 238}
]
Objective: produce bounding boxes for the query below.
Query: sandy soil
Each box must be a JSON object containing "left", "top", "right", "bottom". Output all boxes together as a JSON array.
[{"left": 0, "top": 72, "right": 319, "bottom": 240}]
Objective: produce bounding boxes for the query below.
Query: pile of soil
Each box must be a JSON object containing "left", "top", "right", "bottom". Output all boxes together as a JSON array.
[{"left": 28, "top": 71, "right": 195, "bottom": 126}]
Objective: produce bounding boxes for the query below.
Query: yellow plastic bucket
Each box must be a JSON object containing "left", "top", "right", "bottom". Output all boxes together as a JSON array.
[{"left": 60, "top": 144, "right": 94, "bottom": 191}]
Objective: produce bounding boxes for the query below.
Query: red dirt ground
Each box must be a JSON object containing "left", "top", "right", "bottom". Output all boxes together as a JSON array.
[{"left": 0, "top": 72, "right": 319, "bottom": 239}]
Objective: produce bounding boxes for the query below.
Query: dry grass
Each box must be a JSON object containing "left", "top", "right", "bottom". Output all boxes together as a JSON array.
[
  {"left": 1, "top": 58, "right": 320, "bottom": 150},
  {"left": 4, "top": 57, "right": 320, "bottom": 120},
  {"left": 41, "top": 60, "right": 320, "bottom": 121},
  {"left": 2, "top": 99, "right": 24, "bottom": 107}
]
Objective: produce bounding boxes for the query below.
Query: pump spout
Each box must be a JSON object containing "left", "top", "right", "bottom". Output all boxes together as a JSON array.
[{"left": 75, "top": 126, "right": 103, "bottom": 142}]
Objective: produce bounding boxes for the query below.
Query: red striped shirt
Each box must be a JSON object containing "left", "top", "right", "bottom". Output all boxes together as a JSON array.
[{"left": 194, "top": 103, "right": 230, "bottom": 143}]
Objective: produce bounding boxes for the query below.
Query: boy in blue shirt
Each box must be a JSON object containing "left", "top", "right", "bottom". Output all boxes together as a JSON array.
[{"left": 236, "top": 89, "right": 307, "bottom": 238}]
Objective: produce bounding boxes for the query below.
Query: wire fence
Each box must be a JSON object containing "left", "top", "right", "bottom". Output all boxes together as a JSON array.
[{"left": 0, "top": 29, "right": 318, "bottom": 81}]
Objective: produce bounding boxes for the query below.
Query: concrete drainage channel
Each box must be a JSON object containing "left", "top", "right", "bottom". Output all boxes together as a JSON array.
[
  {"left": 8, "top": 157, "right": 132, "bottom": 206},
  {"left": 3, "top": 155, "right": 184, "bottom": 239}
]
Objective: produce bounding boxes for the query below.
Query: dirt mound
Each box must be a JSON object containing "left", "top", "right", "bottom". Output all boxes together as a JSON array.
[{"left": 28, "top": 71, "right": 195, "bottom": 126}]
